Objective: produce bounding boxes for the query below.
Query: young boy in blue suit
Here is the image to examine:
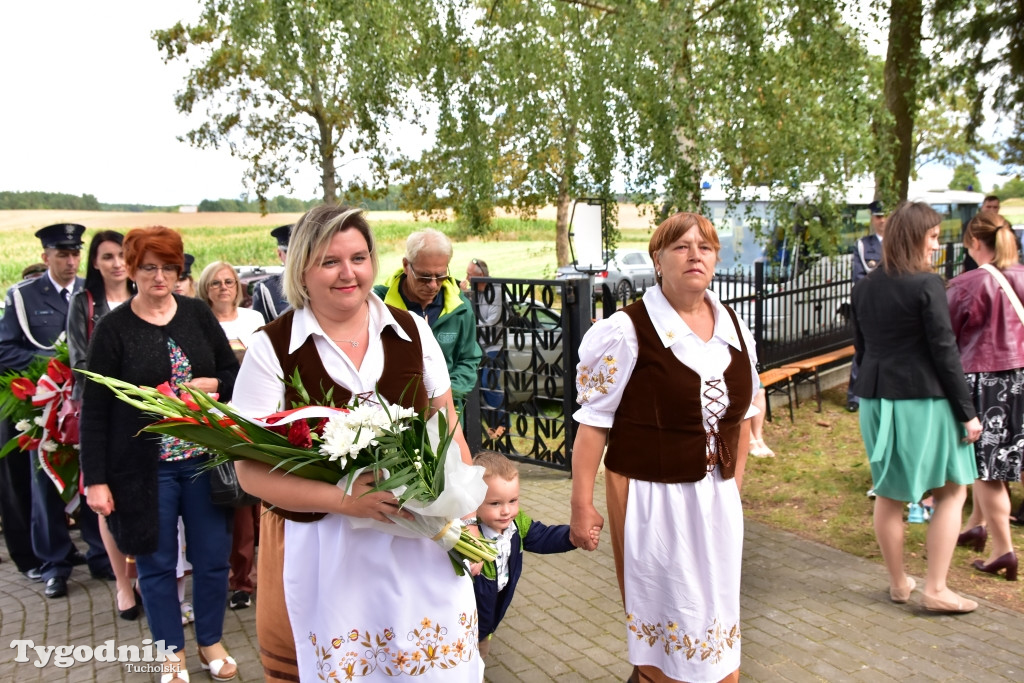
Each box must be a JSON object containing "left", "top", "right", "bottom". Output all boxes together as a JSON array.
[{"left": 470, "top": 451, "right": 595, "bottom": 658}]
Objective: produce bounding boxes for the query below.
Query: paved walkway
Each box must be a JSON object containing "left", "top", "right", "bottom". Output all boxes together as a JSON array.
[{"left": 1, "top": 463, "right": 1021, "bottom": 682}]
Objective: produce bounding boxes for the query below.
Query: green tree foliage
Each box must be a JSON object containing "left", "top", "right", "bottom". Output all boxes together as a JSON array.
[
  {"left": 932, "top": 0, "right": 1024, "bottom": 169},
  {"left": 401, "top": 0, "right": 874, "bottom": 263},
  {"left": 0, "top": 191, "right": 101, "bottom": 210},
  {"left": 913, "top": 84, "right": 999, "bottom": 175},
  {"left": 992, "top": 176, "right": 1024, "bottom": 199},
  {"left": 949, "top": 162, "right": 982, "bottom": 191},
  {"left": 154, "top": 0, "right": 432, "bottom": 208},
  {"left": 615, "top": 0, "right": 875, "bottom": 241}
]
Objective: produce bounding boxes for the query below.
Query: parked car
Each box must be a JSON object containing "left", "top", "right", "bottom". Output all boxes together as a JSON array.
[
  {"left": 234, "top": 264, "right": 283, "bottom": 308},
  {"left": 555, "top": 248, "right": 656, "bottom": 300}
]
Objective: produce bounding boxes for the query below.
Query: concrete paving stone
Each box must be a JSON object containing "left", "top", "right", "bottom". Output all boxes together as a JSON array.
[{"left": 850, "top": 667, "right": 900, "bottom": 682}]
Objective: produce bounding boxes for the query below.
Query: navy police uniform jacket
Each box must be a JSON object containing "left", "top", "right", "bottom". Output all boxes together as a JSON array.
[
  {"left": 473, "top": 510, "right": 575, "bottom": 640},
  {"left": 251, "top": 274, "right": 289, "bottom": 323},
  {"left": 0, "top": 275, "right": 82, "bottom": 372},
  {"left": 852, "top": 234, "right": 883, "bottom": 283}
]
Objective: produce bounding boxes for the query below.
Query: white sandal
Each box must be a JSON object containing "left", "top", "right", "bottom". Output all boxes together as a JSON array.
[{"left": 199, "top": 647, "right": 238, "bottom": 682}]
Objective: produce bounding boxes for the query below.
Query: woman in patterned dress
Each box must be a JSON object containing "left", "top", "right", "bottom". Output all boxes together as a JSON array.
[
  {"left": 947, "top": 211, "right": 1024, "bottom": 581},
  {"left": 570, "top": 212, "right": 758, "bottom": 683},
  {"left": 233, "top": 205, "right": 482, "bottom": 682}
]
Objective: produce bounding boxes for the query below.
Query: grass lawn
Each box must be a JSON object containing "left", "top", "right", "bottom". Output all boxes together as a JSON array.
[{"left": 746, "top": 385, "right": 1024, "bottom": 613}]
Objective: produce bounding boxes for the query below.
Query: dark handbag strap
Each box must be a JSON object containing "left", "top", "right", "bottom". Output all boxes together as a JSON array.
[{"left": 85, "top": 290, "right": 95, "bottom": 340}]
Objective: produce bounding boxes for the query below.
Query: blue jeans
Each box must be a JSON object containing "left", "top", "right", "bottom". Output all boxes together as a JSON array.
[{"left": 135, "top": 458, "right": 233, "bottom": 653}]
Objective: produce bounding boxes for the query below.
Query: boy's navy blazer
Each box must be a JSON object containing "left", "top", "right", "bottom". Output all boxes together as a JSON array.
[{"left": 473, "top": 511, "right": 575, "bottom": 640}]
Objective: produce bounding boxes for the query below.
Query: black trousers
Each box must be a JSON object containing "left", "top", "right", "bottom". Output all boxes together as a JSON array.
[{"left": 0, "top": 419, "right": 42, "bottom": 572}]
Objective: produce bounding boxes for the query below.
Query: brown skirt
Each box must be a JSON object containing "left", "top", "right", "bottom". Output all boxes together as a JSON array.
[{"left": 256, "top": 507, "right": 300, "bottom": 682}]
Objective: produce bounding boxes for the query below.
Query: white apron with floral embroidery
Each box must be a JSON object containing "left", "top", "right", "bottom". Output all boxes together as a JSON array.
[
  {"left": 283, "top": 515, "right": 482, "bottom": 681},
  {"left": 622, "top": 469, "right": 742, "bottom": 682}
]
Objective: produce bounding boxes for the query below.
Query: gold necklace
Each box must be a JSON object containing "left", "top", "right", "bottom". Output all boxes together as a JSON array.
[{"left": 330, "top": 305, "right": 369, "bottom": 348}]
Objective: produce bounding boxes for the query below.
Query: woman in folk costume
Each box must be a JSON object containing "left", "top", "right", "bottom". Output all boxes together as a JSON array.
[
  {"left": 233, "top": 205, "right": 483, "bottom": 682},
  {"left": 570, "top": 212, "right": 758, "bottom": 683}
]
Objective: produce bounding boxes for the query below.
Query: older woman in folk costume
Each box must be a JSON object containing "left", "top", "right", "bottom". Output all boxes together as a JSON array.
[
  {"left": 570, "top": 212, "right": 758, "bottom": 683},
  {"left": 233, "top": 205, "right": 483, "bottom": 682}
]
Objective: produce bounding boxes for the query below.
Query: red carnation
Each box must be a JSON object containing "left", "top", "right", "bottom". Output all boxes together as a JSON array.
[
  {"left": 287, "top": 419, "right": 312, "bottom": 449},
  {"left": 10, "top": 377, "right": 36, "bottom": 400}
]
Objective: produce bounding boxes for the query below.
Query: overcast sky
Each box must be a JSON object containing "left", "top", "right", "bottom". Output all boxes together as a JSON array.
[{"left": 0, "top": 2, "right": 1013, "bottom": 208}]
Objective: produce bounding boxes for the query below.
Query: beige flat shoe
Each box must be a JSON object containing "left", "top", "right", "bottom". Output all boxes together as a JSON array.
[
  {"left": 922, "top": 592, "right": 978, "bottom": 614},
  {"left": 889, "top": 576, "right": 916, "bottom": 603}
]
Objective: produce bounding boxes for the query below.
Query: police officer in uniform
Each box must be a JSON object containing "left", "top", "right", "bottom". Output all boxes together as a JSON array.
[
  {"left": 0, "top": 223, "right": 113, "bottom": 598},
  {"left": 251, "top": 224, "right": 292, "bottom": 323},
  {"left": 847, "top": 200, "right": 886, "bottom": 412}
]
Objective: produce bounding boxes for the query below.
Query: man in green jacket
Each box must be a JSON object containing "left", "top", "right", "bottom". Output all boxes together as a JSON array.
[{"left": 373, "top": 228, "right": 483, "bottom": 415}]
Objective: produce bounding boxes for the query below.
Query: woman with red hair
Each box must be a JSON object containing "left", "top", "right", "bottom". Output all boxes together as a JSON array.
[{"left": 81, "top": 226, "right": 241, "bottom": 682}]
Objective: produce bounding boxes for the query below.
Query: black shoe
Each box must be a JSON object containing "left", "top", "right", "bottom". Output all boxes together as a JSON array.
[
  {"left": 22, "top": 567, "right": 44, "bottom": 582},
  {"left": 229, "top": 590, "right": 252, "bottom": 609},
  {"left": 66, "top": 549, "right": 87, "bottom": 566},
  {"left": 846, "top": 401, "right": 859, "bottom": 413},
  {"left": 44, "top": 576, "right": 68, "bottom": 598},
  {"left": 90, "top": 566, "right": 116, "bottom": 581}
]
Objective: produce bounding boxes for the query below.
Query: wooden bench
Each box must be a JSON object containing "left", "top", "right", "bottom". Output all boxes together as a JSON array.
[
  {"left": 758, "top": 367, "right": 800, "bottom": 423},
  {"left": 781, "top": 345, "right": 856, "bottom": 413}
]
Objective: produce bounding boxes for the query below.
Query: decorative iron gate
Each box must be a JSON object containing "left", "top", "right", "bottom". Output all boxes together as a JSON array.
[{"left": 462, "top": 277, "right": 591, "bottom": 472}]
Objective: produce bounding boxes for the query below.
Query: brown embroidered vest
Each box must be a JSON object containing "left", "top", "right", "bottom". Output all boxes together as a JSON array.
[
  {"left": 261, "top": 306, "right": 430, "bottom": 521},
  {"left": 604, "top": 300, "right": 753, "bottom": 483}
]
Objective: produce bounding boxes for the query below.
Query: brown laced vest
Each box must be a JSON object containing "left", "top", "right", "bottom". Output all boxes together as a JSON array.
[
  {"left": 603, "top": 300, "right": 753, "bottom": 483},
  {"left": 261, "top": 306, "right": 430, "bottom": 521}
]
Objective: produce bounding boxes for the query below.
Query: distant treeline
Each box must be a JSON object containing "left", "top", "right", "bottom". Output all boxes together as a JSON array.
[
  {"left": 2, "top": 186, "right": 406, "bottom": 213},
  {"left": 0, "top": 190, "right": 173, "bottom": 212},
  {"left": 199, "top": 185, "right": 404, "bottom": 212}
]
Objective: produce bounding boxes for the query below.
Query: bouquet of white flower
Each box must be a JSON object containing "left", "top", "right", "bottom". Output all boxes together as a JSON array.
[{"left": 80, "top": 370, "right": 496, "bottom": 574}]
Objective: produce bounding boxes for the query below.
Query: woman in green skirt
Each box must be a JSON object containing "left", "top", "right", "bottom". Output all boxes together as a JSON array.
[{"left": 851, "top": 201, "right": 983, "bottom": 613}]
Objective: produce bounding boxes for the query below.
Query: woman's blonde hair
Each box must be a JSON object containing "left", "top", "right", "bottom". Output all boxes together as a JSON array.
[
  {"left": 648, "top": 212, "right": 720, "bottom": 286},
  {"left": 964, "top": 211, "right": 1019, "bottom": 270},
  {"left": 882, "top": 201, "right": 942, "bottom": 275},
  {"left": 197, "top": 261, "right": 242, "bottom": 308},
  {"left": 283, "top": 205, "right": 379, "bottom": 310}
]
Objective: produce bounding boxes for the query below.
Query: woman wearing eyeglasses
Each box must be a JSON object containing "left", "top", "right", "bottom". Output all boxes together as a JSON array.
[
  {"left": 81, "top": 227, "right": 241, "bottom": 682},
  {"left": 198, "top": 262, "right": 266, "bottom": 365},
  {"left": 197, "top": 261, "right": 265, "bottom": 613}
]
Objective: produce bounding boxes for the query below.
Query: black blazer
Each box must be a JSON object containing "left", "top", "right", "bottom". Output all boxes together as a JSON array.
[
  {"left": 851, "top": 268, "right": 975, "bottom": 422},
  {"left": 80, "top": 295, "right": 239, "bottom": 555}
]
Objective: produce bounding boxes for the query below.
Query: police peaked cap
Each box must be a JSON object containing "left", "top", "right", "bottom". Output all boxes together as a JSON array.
[
  {"left": 36, "top": 223, "right": 85, "bottom": 250},
  {"left": 271, "top": 224, "right": 293, "bottom": 248}
]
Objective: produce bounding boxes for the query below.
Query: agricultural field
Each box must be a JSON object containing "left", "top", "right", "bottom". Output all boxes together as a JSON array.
[{"left": 0, "top": 207, "right": 659, "bottom": 293}]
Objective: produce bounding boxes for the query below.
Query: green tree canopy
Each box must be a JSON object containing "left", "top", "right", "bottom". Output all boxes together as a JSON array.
[
  {"left": 154, "top": 0, "right": 433, "bottom": 207},
  {"left": 949, "top": 162, "right": 982, "bottom": 191}
]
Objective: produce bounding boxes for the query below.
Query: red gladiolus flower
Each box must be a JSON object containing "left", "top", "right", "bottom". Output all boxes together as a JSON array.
[
  {"left": 181, "top": 393, "right": 201, "bottom": 411},
  {"left": 155, "top": 382, "right": 177, "bottom": 398},
  {"left": 10, "top": 377, "right": 36, "bottom": 400},
  {"left": 288, "top": 419, "right": 312, "bottom": 449}
]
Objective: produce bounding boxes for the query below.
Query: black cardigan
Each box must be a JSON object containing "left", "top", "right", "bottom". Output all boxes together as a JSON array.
[
  {"left": 80, "top": 294, "right": 239, "bottom": 555},
  {"left": 851, "top": 269, "right": 976, "bottom": 422}
]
